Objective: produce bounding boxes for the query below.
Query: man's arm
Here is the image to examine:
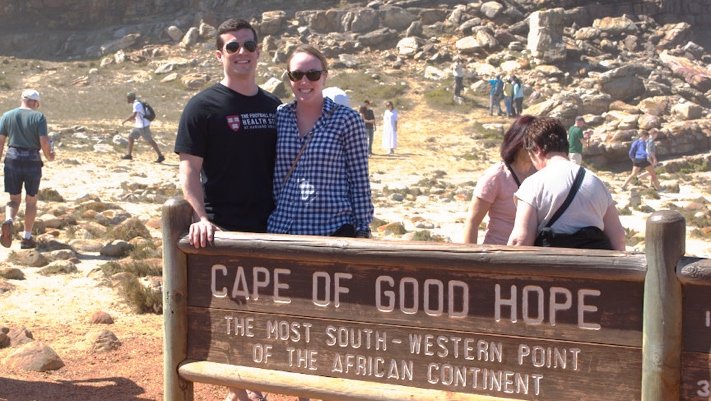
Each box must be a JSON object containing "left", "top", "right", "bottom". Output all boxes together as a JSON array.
[
  {"left": 0, "top": 135, "right": 5, "bottom": 161},
  {"left": 508, "top": 200, "right": 538, "bottom": 246},
  {"left": 602, "top": 205, "right": 626, "bottom": 251},
  {"left": 39, "top": 136, "right": 55, "bottom": 161},
  {"left": 123, "top": 111, "right": 137, "bottom": 125},
  {"left": 178, "top": 153, "right": 219, "bottom": 248}
]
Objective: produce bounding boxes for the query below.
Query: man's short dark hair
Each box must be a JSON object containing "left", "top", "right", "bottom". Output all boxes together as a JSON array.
[
  {"left": 216, "top": 18, "right": 258, "bottom": 50},
  {"left": 524, "top": 117, "right": 569, "bottom": 155}
]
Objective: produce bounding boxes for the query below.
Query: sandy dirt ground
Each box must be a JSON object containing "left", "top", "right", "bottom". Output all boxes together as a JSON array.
[{"left": 0, "top": 93, "right": 709, "bottom": 401}]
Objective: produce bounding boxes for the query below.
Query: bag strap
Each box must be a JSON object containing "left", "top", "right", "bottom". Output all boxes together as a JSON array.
[
  {"left": 281, "top": 103, "right": 341, "bottom": 185},
  {"left": 544, "top": 167, "right": 586, "bottom": 228},
  {"left": 504, "top": 161, "right": 521, "bottom": 187},
  {"left": 282, "top": 133, "right": 313, "bottom": 185}
]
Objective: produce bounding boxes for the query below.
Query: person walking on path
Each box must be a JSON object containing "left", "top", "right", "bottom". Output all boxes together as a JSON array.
[
  {"left": 621, "top": 130, "right": 661, "bottom": 191},
  {"left": 567, "top": 116, "right": 592, "bottom": 165},
  {"left": 0, "top": 89, "right": 55, "bottom": 249},
  {"left": 382, "top": 101, "right": 398, "bottom": 155},
  {"left": 173, "top": 17, "right": 280, "bottom": 401},
  {"left": 359, "top": 100, "right": 376, "bottom": 155},
  {"left": 121, "top": 92, "right": 164, "bottom": 163}
]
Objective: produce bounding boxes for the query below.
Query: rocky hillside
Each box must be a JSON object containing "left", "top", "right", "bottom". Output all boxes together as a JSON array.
[
  {"left": 1, "top": 0, "right": 710, "bottom": 58},
  {"left": 1, "top": 0, "right": 710, "bottom": 167}
]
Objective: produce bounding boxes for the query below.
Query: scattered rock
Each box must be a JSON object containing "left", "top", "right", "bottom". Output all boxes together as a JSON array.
[
  {"left": 90, "top": 311, "right": 114, "bottom": 325},
  {"left": 2, "top": 341, "right": 64, "bottom": 372}
]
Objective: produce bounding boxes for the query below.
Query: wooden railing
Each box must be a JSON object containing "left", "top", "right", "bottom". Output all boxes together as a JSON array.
[{"left": 162, "top": 197, "right": 710, "bottom": 401}]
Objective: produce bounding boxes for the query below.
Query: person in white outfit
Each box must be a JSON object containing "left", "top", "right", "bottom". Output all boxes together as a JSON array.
[{"left": 382, "top": 101, "right": 398, "bottom": 155}]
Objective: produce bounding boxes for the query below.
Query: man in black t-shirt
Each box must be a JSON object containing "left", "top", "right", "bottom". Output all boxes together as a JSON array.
[
  {"left": 174, "top": 18, "right": 280, "bottom": 401},
  {"left": 174, "top": 18, "right": 280, "bottom": 249},
  {"left": 358, "top": 100, "right": 375, "bottom": 155}
]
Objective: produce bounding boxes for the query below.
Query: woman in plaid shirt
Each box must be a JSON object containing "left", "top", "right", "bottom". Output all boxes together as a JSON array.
[{"left": 267, "top": 45, "right": 373, "bottom": 238}]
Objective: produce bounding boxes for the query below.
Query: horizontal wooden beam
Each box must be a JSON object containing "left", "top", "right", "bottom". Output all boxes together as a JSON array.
[
  {"left": 178, "top": 361, "right": 521, "bottom": 401},
  {"left": 677, "top": 257, "right": 711, "bottom": 285},
  {"left": 177, "top": 233, "right": 646, "bottom": 282}
]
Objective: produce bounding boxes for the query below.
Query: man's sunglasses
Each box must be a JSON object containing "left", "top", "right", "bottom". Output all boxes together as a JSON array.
[
  {"left": 224, "top": 40, "right": 257, "bottom": 53},
  {"left": 287, "top": 70, "right": 324, "bottom": 82}
]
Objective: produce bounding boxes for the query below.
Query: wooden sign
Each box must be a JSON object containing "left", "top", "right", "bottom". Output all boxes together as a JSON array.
[
  {"left": 184, "top": 253, "right": 645, "bottom": 400},
  {"left": 680, "top": 259, "right": 711, "bottom": 401},
  {"left": 162, "top": 199, "right": 693, "bottom": 401}
]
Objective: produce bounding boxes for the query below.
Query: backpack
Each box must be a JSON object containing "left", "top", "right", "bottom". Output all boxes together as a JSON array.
[
  {"left": 141, "top": 101, "right": 156, "bottom": 121},
  {"left": 494, "top": 79, "right": 504, "bottom": 97}
]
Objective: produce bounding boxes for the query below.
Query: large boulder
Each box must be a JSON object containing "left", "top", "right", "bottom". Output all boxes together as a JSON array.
[
  {"left": 480, "top": 1, "right": 504, "bottom": 19},
  {"left": 344, "top": 8, "right": 379, "bottom": 33},
  {"left": 379, "top": 6, "right": 416, "bottom": 31},
  {"left": 592, "top": 16, "right": 638, "bottom": 36},
  {"left": 659, "top": 51, "right": 711, "bottom": 93},
  {"left": 671, "top": 102, "right": 703, "bottom": 121},
  {"left": 2, "top": 342, "right": 64, "bottom": 372},
  {"left": 527, "top": 8, "right": 566, "bottom": 63},
  {"left": 259, "top": 11, "right": 286, "bottom": 36},
  {"left": 598, "top": 65, "right": 647, "bottom": 102},
  {"left": 307, "top": 9, "right": 347, "bottom": 33},
  {"left": 357, "top": 28, "right": 398, "bottom": 49},
  {"left": 638, "top": 96, "right": 673, "bottom": 116}
]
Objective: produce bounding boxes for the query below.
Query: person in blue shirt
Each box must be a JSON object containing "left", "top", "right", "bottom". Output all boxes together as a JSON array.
[
  {"left": 268, "top": 44, "right": 373, "bottom": 238},
  {"left": 621, "top": 131, "right": 660, "bottom": 191},
  {"left": 488, "top": 75, "right": 504, "bottom": 116}
]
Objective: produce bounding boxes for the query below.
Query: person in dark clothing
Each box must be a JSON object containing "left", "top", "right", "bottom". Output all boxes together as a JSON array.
[
  {"left": 174, "top": 19, "right": 280, "bottom": 401},
  {"left": 359, "top": 100, "right": 376, "bottom": 155}
]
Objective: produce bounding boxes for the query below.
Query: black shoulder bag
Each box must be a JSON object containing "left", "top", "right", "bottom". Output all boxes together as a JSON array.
[{"left": 533, "top": 167, "right": 613, "bottom": 250}]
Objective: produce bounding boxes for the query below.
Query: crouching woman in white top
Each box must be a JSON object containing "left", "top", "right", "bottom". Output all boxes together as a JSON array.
[{"left": 507, "top": 117, "right": 626, "bottom": 251}]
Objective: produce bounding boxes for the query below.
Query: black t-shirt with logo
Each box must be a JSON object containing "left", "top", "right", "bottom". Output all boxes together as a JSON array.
[{"left": 175, "top": 84, "right": 281, "bottom": 232}]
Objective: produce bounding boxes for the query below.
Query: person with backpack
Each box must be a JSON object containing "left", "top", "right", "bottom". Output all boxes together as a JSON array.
[{"left": 121, "top": 92, "right": 164, "bottom": 163}]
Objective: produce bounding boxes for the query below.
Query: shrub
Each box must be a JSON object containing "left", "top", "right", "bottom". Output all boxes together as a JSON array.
[
  {"left": 37, "top": 188, "right": 65, "bottom": 202},
  {"left": 129, "top": 242, "right": 162, "bottom": 260},
  {"left": 412, "top": 230, "right": 446, "bottom": 242},
  {"left": 101, "top": 260, "right": 161, "bottom": 278},
  {"left": 120, "top": 276, "right": 162, "bottom": 314},
  {"left": 625, "top": 227, "right": 642, "bottom": 247},
  {"left": 109, "top": 218, "right": 151, "bottom": 241}
]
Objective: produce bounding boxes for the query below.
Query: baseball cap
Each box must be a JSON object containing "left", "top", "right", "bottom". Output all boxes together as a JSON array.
[{"left": 21, "top": 89, "right": 41, "bottom": 101}]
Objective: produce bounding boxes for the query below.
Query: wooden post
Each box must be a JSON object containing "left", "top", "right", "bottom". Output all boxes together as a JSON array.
[
  {"left": 642, "top": 210, "right": 685, "bottom": 401},
  {"left": 162, "top": 197, "right": 194, "bottom": 401}
]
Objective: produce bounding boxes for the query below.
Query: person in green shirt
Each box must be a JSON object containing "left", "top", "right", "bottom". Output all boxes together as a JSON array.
[
  {"left": 567, "top": 116, "right": 592, "bottom": 165},
  {"left": 0, "top": 89, "right": 56, "bottom": 249}
]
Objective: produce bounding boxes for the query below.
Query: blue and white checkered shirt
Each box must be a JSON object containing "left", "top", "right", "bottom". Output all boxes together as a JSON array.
[{"left": 267, "top": 97, "right": 373, "bottom": 236}]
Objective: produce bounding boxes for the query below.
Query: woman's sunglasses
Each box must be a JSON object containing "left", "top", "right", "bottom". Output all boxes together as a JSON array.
[
  {"left": 288, "top": 70, "right": 323, "bottom": 82},
  {"left": 224, "top": 40, "right": 257, "bottom": 53}
]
